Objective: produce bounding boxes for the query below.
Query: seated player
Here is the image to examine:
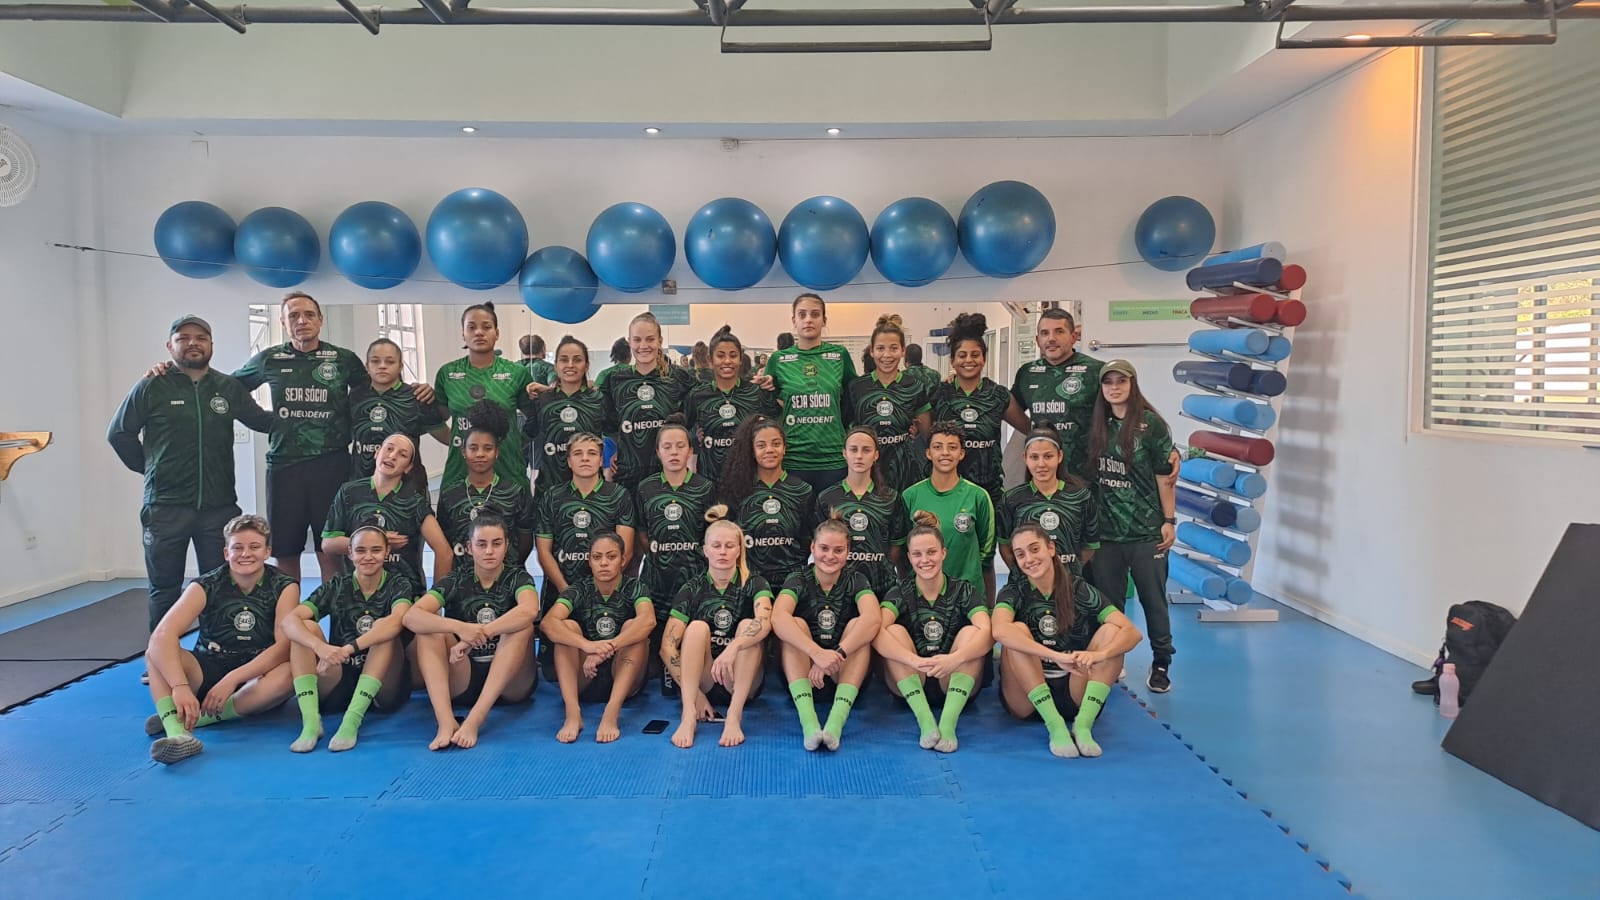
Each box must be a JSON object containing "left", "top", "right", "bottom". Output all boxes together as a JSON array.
[
  {"left": 772, "top": 515, "right": 881, "bottom": 751},
  {"left": 281, "top": 525, "right": 416, "bottom": 753},
  {"left": 994, "top": 524, "right": 1143, "bottom": 758},
  {"left": 143, "top": 514, "right": 299, "bottom": 765},
  {"left": 873, "top": 511, "right": 993, "bottom": 753},
  {"left": 541, "top": 532, "right": 655, "bottom": 744},
  {"left": 403, "top": 513, "right": 540, "bottom": 750},
  {"left": 661, "top": 506, "right": 773, "bottom": 749}
]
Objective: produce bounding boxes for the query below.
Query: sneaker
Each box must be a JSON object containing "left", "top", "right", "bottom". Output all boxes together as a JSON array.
[
  {"left": 150, "top": 734, "right": 204, "bottom": 765},
  {"left": 1147, "top": 665, "right": 1172, "bottom": 693},
  {"left": 1412, "top": 675, "right": 1439, "bottom": 696}
]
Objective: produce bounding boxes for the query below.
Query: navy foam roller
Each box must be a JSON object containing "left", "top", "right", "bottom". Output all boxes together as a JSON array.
[
  {"left": 1169, "top": 553, "right": 1228, "bottom": 600},
  {"left": 1180, "top": 457, "right": 1237, "bottom": 488},
  {"left": 1177, "top": 486, "right": 1237, "bottom": 527},
  {"left": 1203, "top": 242, "right": 1286, "bottom": 266},
  {"left": 1249, "top": 369, "right": 1287, "bottom": 397},
  {"left": 1173, "top": 360, "right": 1254, "bottom": 392},
  {"left": 1186, "top": 258, "right": 1284, "bottom": 292},
  {"left": 1177, "top": 522, "right": 1252, "bottom": 566},
  {"left": 1190, "top": 328, "right": 1270, "bottom": 356}
]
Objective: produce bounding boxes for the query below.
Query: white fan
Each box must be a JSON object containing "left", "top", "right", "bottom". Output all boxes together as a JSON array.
[{"left": 0, "top": 126, "right": 38, "bottom": 208}]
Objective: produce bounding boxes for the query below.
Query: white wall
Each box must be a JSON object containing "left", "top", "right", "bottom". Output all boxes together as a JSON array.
[{"left": 1223, "top": 49, "right": 1600, "bottom": 665}]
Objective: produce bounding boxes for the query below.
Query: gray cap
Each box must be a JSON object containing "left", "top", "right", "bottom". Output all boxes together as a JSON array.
[
  {"left": 170, "top": 315, "right": 212, "bottom": 337},
  {"left": 1101, "top": 358, "right": 1137, "bottom": 380}
]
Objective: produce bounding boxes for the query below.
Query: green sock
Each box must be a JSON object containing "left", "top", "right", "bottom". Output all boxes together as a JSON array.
[
  {"left": 293, "top": 675, "right": 320, "bottom": 739},
  {"left": 194, "top": 695, "right": 239, "bottom": 729},
  {"left": 1027, "top": 682, "right": 1073, "bottom": 747},
  {"left": 823, "top": 683, "right": 859, "bottom": 738},
  {"left": 788, "top": 679, "right": 822, "bottom": 735},
  {"left": 896, "top": 675, "right": 938, "bottom": 738},
  {"left": 937, "top": 672, "right": 976, "bottom": 742},
  {"left": 154, "top": 695, "right": 187, "bottom": 739},
  {"left": 334, "top": 675, "right": 382, "bottom": 743},
  {"left": 1073, "top": 681, "right": 1111, "bottom": 751}
]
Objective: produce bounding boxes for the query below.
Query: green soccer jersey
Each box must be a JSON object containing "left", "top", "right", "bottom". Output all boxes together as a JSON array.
[
  {"left": 193, "top": 564, "right": 296, "bottom": 660},
  {"left": 685, "top": 379, "right": 780, "bottom": 478},
  {"left": 814, "top": 480, "right": 910, "bottom": 598},
  {"left": 778, "top": 567, "right": 874, "bottom": 652},
  {"left": 733, "top": 473, "right": 816, "bottom": 590},
  {"left": 349, "top": 382, "right": 447, "bottom": 479},
  {"left": 882, "top": 575, "right": 986, "bottom": 657},
  {"left": 598, "top": 364, "right": 697, "bottom": 489},
  {"left": 107, "top": 369, "right": 275, "bottom": 508},
  {"left": 301, "top": 569, "right": 417, "bottom": 667},
  {"left": 931, "top": 378, "right": 1012, "bottom": 499},
  {"left": 524, "top": 358, "right": 556, "bottom": 386},
  {"left": 556, "top": 576, "right": 652, "bottom": 642},
  {"left": 635, "top": 471, "right": 717, "bottom": 611},
  {"left": 996, "top": 576, "right": 1114, "bottom": 670},
  {"left": 433, "top": 357, "right": 535, "bottom": 489},
  {"left": 900, "top": 476, "right": 996, "bottom": 593},
  {"left": 1011, "top": 352, "right": 1104, "bottom": 479},
  {"left": 997, "top": 480, "right": 1100, "bottom": 574},
  {"left": 847, "top": 371, "right": 933, "bottom": 493},
  {"left": 436, "top": 476, "right": 536, "bottom": 565},
  {"left": 527, "top": 384, "right": 606, "bottom": 486},
  {"left": 534, "top": 480, "right": 637, "bottom": 588},
  {"left": 1094, "top": 410, "right": 1175, "bottom": 544},
  {"left": 426, "top": 564, "right": 538, "bottom": 663},
  {"left": 234, "top": 341, "right": 368, "bottom": 467},
  {"left": 322, "top": 477, "right": 435, "bottom": 583},
  {"left": 669, "top": 572, "right": 774, "bottom": 651},
  {"left": 764, "top": 343, "right": 857, "bottom": 471}
]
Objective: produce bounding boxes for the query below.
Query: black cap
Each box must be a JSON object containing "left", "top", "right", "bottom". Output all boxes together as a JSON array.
[{"left": 170, "top": 315, "right": 212, "bottom": 337}]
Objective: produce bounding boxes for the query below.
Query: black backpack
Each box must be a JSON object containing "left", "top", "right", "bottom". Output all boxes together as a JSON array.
[{"left": 1439, "top": 601, "right": 1518, "bottom": 704}]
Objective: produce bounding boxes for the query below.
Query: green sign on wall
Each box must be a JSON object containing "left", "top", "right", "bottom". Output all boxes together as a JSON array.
[
  {"left": 648, "top": 304, "right": 691, "bottom": 325},
  {"left": 1107, "top": 300, "right": 1191, "bottom": 322}
]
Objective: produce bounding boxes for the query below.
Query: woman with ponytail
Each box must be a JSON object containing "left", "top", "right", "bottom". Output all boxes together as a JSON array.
[
  {"left": 431, "top": 302, "right": 537, "bottom": 488},
  {"left": 661, "top": 507, "right": 774, "bottom": 749},
  {"left": 437, "top": 400, "right": 536, "bottom": 569},
  {"left": 814, "top": 426, "right": 909, "bottom": 599},
  {"left": 635, "top": 413, "right": 717, "bottom": 684},
  {"left": 931, "top": 312, "right": 1032, "bottom": 509},
  {"left": 322, "top": 433, "right": 453, "bottom": 588},
  {"left": 719, "top": 415, "right": 815, "bottom": 591},
  {"left": 997, "top": 427, "right": 1098, "bottom": 578},
  {"left": 847, "top": 314, "right": 933, "bottom": 494},
  {"left": 993, "top": 524, "right": 1142, "bottom": 758},
  {"left": 685, "top": 325, "right": 779, "bottom": 478},
  {"left": 598, "top": 311, "right": 697, "bottom": 491},
  {"left": 527, "top": 335, "right": 606, "bottom": 486}
]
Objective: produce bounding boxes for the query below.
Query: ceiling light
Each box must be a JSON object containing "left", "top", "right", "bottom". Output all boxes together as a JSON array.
[
  {"left": 1467, "top": 32, "right": 1494, "bottom": 37},
  {"left": 826, "top": 127, "right": 842, "bottom": 136},
  {"left": 643, "top": 127, "right": 660, "bottom": 135},
  {"left": 1342, "top": 33, "right": 1372, "bottom": 42},
  {"left": 460, "top": 126, "right": 477, "bottom": 134}
]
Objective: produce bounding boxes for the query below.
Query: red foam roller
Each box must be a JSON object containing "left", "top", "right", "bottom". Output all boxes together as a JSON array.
[
  {"left": 1273, "top": 298, "right": 1307, "bottom": 327},
  {"left": 1189, "top": 431, "right": 1275, "bottom": 466},
  {"left": 1278, "top": 264, "right": 1307, "bottom": 292},
  {"left": 1191, "top": 294, "right": 1276, "bottom": 324}
]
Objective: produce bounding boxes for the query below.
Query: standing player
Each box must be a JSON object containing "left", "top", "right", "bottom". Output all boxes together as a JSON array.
[
  {"left": 997, "top": 427, "right": 1099, "bottom": 578},
  {"left": 598, "top": 312, "right": 697, "bottom": 491},
  {"left": 772, "top": 517, "right": 881, "bottom": 751},
  {"left": 634, "top": 415, "right": 716, "bottom": 686},
  {"left": 901, "top": 423, "right": 997, "bottom": 603},
  {"left": 685, "top": 325, "right": 779, "bottom": 478},
  {"left": 534, "top": 433, "right": 637, "bottom": 609},
  {"left": 814, "top": 426, "right": 909, "bottom": 600},
  {"left": 1086, "top": 360, "right": 1178, "bottom": 693},
  {"left": 519, "top": 334, "right": 556, "bottom": 386},
  {"left": 436, "top": 401, "right": 537, "bottom": 569},
  {"left": 762, "top": 293, "right": 856, "bottom": 496},
  {"left": 719, "top": 415, "right": 815, "bottom": 591},
  {"left": 143, "top": 514, "right": 298, "bottom": 764},
  {"left": 432, "top": 302, "right": 536, "bottom": 489},
  {"left": 526, "top": 335, "right": 606, "bottom": 487},
  {"left": 930, "top": 312, "right": 1032, "bottom": 510},
  {"left": 541, "top": 533, "right": 655, "bottom": 744},
  {"left": 349, "top": 337, "right": 446, "bottom": 480},
  {"left": 281, "top": 526, "right": 416, "bottom": 753},
  {"left": 1011, "top": 308, "right": 1102, "bottom": 479},
  {"left": 874, "top": 512, "right": 993, "bottom": 753},
  {"left": 322, "top": 434, "right": 453, "bottom": 587},
  {"left": 847, "top": 314, "right": 932, "bottom": 494}
]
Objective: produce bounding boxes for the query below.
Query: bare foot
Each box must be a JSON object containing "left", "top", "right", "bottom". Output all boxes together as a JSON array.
[
  {"left": 671, "top": 718, "right": 696, "bottom": 748},
  {"left": 718, "top": 719, "right": 746, "bottom": 747},
  {"left": 556, "top": 715, "right": 583, "bottom": 743},
  {"left": 429, "top": 724, "right": 457, "bottom": 751},
  {"left": 451, "top": 719, "right": 481, "bottom": 749},
  {"left": 596, "top": 716, "right": 621, "bottom": 743}
]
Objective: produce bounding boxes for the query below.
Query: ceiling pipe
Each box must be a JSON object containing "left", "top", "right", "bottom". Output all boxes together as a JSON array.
[
  {"left": 0, "top": 2, "right": 1594, "bottom": 25},
  {"left": 183, "top": 0, "right": 246, "bottom": 32},
  {"left": 334, "top": 0, "right": 381, "bottom": 33},
  {"left": 416, "top": 0, "right": 453, "bottom": 23},
  {"left": 986, "top": 0, "right": 1020, "bottom": 18},
  {"left": 126, "top": 0, "right": 177, "bottom": 21}
]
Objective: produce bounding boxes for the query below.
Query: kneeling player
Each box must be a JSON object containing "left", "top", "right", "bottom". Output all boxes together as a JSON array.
[{"left": 541, "top": 532, "right": 655, "bottom": 744}]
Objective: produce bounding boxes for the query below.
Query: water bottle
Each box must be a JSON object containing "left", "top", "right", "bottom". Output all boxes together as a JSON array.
[{"left": 1439, "top": 663, "right": 1461, "bottom": 719}]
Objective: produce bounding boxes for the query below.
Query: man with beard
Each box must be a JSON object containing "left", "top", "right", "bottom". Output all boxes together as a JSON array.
[{"left": 109, "top": 316, "right": 276, "bottom": 632}]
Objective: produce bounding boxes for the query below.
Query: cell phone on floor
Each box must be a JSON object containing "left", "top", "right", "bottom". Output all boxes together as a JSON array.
[{"left": 643, "top": 719, "right": 669, "bottom": 734}]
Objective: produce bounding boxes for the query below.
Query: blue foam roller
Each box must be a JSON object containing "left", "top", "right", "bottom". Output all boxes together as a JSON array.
[
  {"left": 1180, "top": 457, "right": 1237, "bottom": 488},
  {"left": 1248, "top": 403, "right": 1277, "bottom": 429},
  {"left": 1186, "top": 257, "right": 1284, "bottom": 292},
  {"left": 1183, "top": 395, "right": 1269, "bottom": 429},
  {"left": 1203, "top": 242, "right": 1286, "bottom": 266},
  {"left": 1173, "top": 360, "right": 1254, "bottom": 392},
  {"left": 1169, "top": 553, "right": 1228, "bottom": 600},
  {"left": 1177, "top": 486, "right": 1237, "bottom": 527},
  {"left": 1177, "top": 522, "right": 1252, "bottom": 566},
  {"left": 1232, "top": 471, "right": 1269, "bottom": 499},
  {"left": 1190, "top": 328, "right": 1270, "bottom": 357},
  {"left": 1232, "top": 506, "right": 1262, "bottom": 533},
  {"left": 1249, "top": 369, "right": 1287, "bottom": 397},
  {"left": 1224, "top": 578, "right": 1255, "bottom": 605},
  {"left": 1257, "top": 335, "right": 1292, "bottom": 362}
]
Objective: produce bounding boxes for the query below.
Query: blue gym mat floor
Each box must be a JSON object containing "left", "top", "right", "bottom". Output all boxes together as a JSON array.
[{"left": 2, "top": 581, "right": 1596, "bottom": 900}]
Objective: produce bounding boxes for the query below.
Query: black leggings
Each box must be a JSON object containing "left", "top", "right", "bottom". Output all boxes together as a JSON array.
[{"left": 1090, "top": 541, "right": 1173, "bottom": 667}]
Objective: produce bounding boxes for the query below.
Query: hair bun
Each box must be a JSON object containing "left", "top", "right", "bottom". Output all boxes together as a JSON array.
[
  {"left": 705, "top": 503, "right": 730, "bottom": 523},
  {"left": 911, "top": 510, "right": 940, "bottom": 529},
  {"left": 713, "top": 324, "right": 733, "bottom": 338},
  {"left": 875, "top": 313, "right": 904, "bottom": 330},
  {"left": 664, "top": 412, "right": 688, "bottom": 426}
]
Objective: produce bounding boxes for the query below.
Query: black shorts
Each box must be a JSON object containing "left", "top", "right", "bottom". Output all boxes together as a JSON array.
[
  {"left": 322, "top": 661, "right": 410, "bottom": 713},
  {"left": 707, "top": 674, "right": 765, "bottom": 707},
  {"left": 578, "top": 665, "right": 616, "bottom": 703},
  {"left": 193, "top": 650, "right": 257, "bottom": 699},
  {"left": 456, "top": 657, "right": 537, "bottom": 709},
  {"left": 266, "top": 451, "right": 351, "bottom": 557}
]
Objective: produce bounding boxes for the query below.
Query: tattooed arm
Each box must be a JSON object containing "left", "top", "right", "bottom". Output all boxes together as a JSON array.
[
  {"left": 729, "top": 593, "right": 774, "bottom": 651},
  {"left": 660, "top": 617, "right": 687, "bottom": 688}
]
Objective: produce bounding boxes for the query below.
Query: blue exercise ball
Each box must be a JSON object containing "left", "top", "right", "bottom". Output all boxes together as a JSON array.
[
  {"left": 778, "top": 196, "right": 869, "bottom": 291},
  {"left": 426, "top": 188, "right": 529, "bottom": 290},
  {"left": 329, "top": 201, "right": 421, "bottom": 290},
  {"left": 234, "top": 207, "right": 320, "bottom": 288},
  {"left": 1135, "top": 195, "right": 1216, "bottom": 272},
  {"left": 154, "top": 201, "right": 236, "bottom": 279},
  {"left": 586, "top": 202, "right": 675, "bottom": 294},
  {"left": 957, "top": 181, "right": 1056, "bottom": 278},
  {"left": 685, "top": 198, "right": 777, "bottom": 291},
  {"left": 519, "top": 246, "right": 600, "bottom": 325},
  {"left": 870, "top": 197, "right": 958, "bottom": 287}
]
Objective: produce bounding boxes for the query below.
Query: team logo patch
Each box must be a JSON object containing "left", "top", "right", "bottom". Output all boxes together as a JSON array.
[
  {"left": 315, "top": 362, "right": 338, "bottom": 383},
  {"left": 876, "top": 399, "right": 894, "bottom": 418},
  {"left": 1064, "top": 375, "right": 1083, "bottom": 395},
  {"left": 209, "top": 396, "right": 230, "bottom": 415},
  {"left": 356, "top": 615, "right": 376, "bottom": 635},
  {"left": 816, "top": 607, "right": 838, "bottom": 633},
  {"left": 469, "top": 385, "right": 487, "bottom": 400},
  {"left": 476, "top": 607, "right": 498, "bottom": 625},
  {"left": 279, "top": 407, "right": 290, "bottom": 419},
  {"left": 142, "top": 528, "right": 155, "bottom": 547},
  {"left": 595, "top": 615, "right": 618, "bottom": 638},
  {"left": 954, "top": 512, "right": 973, "bottom": 533},
  {"left": 803, "top": 363, "right": 818, "bottom": 378},
  {"left": 1039, "top": 511, "right": 1060, "bottom": 531},
  {"left": 849, "top": 512, "right": 869, "bottom": 532},
  {"left": 923, "top": 619, "right": 944, "bottom": 643},
  {"left": 712, "top": 607, "right": 735, "bottom": 632},
  {"left": 233, "top": 610, "right": 257, "bottom": 632},
  {"left": 785, "top": 414, "right": 797, "bottom": 427},
  {"left": 761, "top": 498, "right": 781, "bottom": 516},
  {"left": 664, "top": 502, "right": 683, "bottom": 522},
  {"left": 369, "top": 405, "right": 388, "bottom": 423},
  {"left": 469, "top": 506, "right": 481, "bottom": 520},
  {"left": 960, "top": 407, "right": 979, "bottom": 424},
  {"left": 637, "top": 384, "right": 656, "bottom": 403},
  {"left": 559, "top": 406, "right": 578, "bottom": 424},
  {"left": 573, "top": 510, "right": 593, "bottom": 530},
  {"left": 1039, "top": 614, "right": 1059, "bottom": 637},
  {"left": 719, "top": 403, "right": 737, "bottom": 421},
  {"left": 371, "top": 511, "right": 387, "bottom": 529},
  {"left": 453, "top": 542, "right": 466, "bottom": 557}
]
